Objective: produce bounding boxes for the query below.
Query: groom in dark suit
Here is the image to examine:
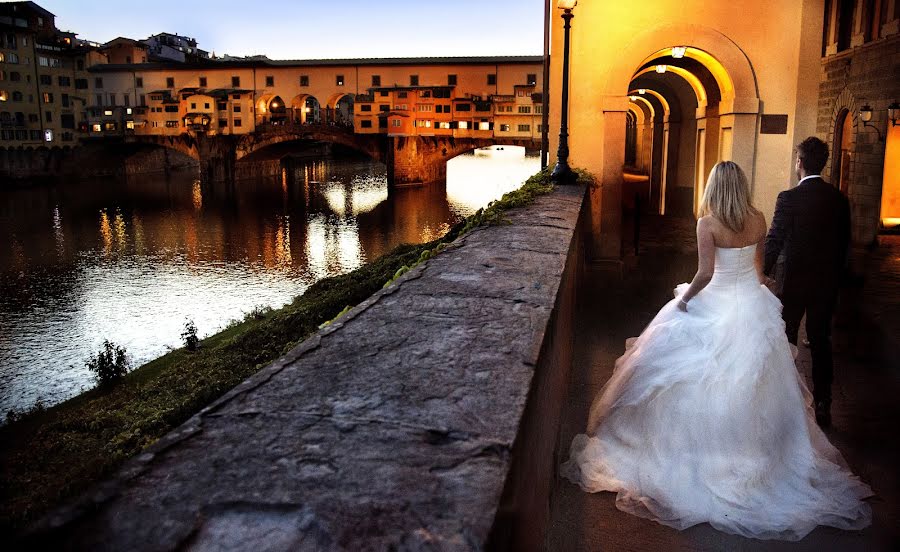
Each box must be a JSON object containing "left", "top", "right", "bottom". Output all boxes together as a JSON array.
[{"left": 765, "top": 136, "right": 851, "bottom": 428}]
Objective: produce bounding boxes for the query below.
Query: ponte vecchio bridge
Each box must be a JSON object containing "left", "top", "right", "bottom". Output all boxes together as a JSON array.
[{"left": 84, "top": 56, "right": 544, "bottom": 185}]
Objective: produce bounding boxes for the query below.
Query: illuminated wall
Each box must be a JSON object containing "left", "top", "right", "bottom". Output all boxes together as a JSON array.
[{"left": 548, "top": 0, "right": 825, "bottom": 257}]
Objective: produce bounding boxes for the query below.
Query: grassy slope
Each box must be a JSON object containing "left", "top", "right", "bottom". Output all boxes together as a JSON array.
[{"left": 0, "top": 168, "right": 557, "bottom": 532}]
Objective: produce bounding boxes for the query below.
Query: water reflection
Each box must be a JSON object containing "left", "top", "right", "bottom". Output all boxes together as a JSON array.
[{"left": 0, "top": 151, "right": 540, "bottom": 414}]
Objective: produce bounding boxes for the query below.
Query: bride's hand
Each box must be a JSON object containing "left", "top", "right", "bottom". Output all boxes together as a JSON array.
[
  {"left": 677, "top": 298, "right": 689, "bottom": 312},
  {"left": 761, "top": 275, "right": 776, "bottom": 290}
]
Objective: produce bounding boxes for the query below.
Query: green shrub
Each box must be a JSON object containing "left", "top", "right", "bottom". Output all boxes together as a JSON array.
[
  {"left": 181, "top": 319, "right": 199, "bottom": 351},
  {"left": 85, "top": 340, "right": 130, "bottom": 385}
]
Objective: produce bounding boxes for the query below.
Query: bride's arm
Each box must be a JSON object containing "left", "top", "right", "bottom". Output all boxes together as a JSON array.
[
  {"left": 678, "top": 217, "right": 716, "bottom": 311},
  {"left": 755, "top": 213, "right": 776, "bottom": 287}
]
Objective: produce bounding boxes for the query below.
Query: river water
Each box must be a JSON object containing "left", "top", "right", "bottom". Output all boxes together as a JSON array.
[{"left": 0, "top": 150, "right": 541, "bottom": 415}]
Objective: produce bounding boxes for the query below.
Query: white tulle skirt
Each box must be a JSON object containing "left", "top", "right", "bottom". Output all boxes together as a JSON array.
[{"left": 561, "top": 280, "right": 873, "bottom": 541}]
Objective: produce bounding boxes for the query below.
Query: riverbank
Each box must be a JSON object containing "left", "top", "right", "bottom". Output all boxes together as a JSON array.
[{"left": 0, "top": 169, "right": 556, "bottom": 533}]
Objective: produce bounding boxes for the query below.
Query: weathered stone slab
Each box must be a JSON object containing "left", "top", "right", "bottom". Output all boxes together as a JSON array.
[{"left": 24, "top": 185, "right": 586, "bottom": 551}]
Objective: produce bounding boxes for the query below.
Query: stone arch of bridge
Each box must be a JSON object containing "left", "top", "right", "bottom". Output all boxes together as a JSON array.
[
  {"left": 235, "top": 126, "right": 386, "bottom": 163},
  {"left": 290, "top": 94, "right": 322, "bottom": 124}
]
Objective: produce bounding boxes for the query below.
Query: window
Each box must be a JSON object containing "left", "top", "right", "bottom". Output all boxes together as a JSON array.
[
  {"left": 410, "top": 75, "right": 419, "bottom": 86},
  {"left": 62, "top": 93, "right": 69, "bottom": 107},
  {"left": 418, "top": 104, "right": 433, "bottom": 112},
  {"left": 0, "top": 90, "right": 7, "bottom": 102},
  {"left": 204, "top": 102, "right": 210, "bottom": 109},
  {"left": 140, "top": 94, "right": 146, "bottom": 106},
  {"left": 360, "top": 104, "right": 372, "bottom": 112},
  {"left": 12, "top": 91, "right": 23, "bottom": 101},
  {"left": 95, "top": 77, "right": 103, "bottom": 88},
  {"left": 124, "top": 95, "right": 130, "bottom": 106},
  {"left": 75, "top": 78, "right": 87, "bottom": 89},
  {"left": 42, "top": 92, "right": 53, "bottom": 103},
  {"left": 38, "top": 56, "right": 49, "bottom": 67},
  {"left": 379, "top": 118, "right": 387, "bottom": 129},
  {"left": 77, "top": 59, "right": 84, "bottom": 70},
  {"left": 535, "top": 105, "right": 543, "bottom": 114},
  {"left": 336, "top": 74, "right": 344, "bottom": 86},
  {"left": 398, "top": 91, "right": 408, "bottom": 98},
  {"left": 499, "top": 124, "right": 510, "bottom": 132},
  {"left": 300, "top": 75, "right": 309, "bottom": 86},
  {"left": 360, "top": 120, "right": 372, "bottom": 128},
  {"left": 448, "top": 74, "right": 457, "bottom": 86},
  {"left": 379, "top": 104, "right": 390, "bottom": 112},
  {"left": 198, "top": 77, "right": 206, "bottom": 87},
  {"left": 109, "top": 93, "right": 117, "bottom": 106},
  {"left": 517, "top": 124, "right": 531, "bottom": 132},
  {"left": 232, "top": 93, "right": 241, "bottom": 99},
  {"left": 61, "top": 113, "right": 75, "bottom": 129},
  {"left": 537, "top": 124, "right": 544, "bottom": 133},
  {"left": 458, "top": 121, "right": 469, "bottom": 129},
  {"left": 191, "top": 103, "right": 197, "bottom": 109},
  {"left": 265, "top": 76, "right": 274, "bottom": 87},
  {"left": 58, "top": 76, "right": 71, "bottom": 87},
  {"left": 165, "top": 120, "right": 179, "bottom": 128},
  {"left": 232, "top": 76, "right": 241, "bottom": 87},
  {"left": 10, "top": 72, "right": 21, "bottom": 81},
  {"left": 437, "top": 122, "right": 450, "bottom": 129},
  {"left": 415, "top": 120, "right": 432, "bottom": 128},
  {"left": 517, "top": 90, "right": 528, "bottom": 97},
  {"left": 233, "top": 105, "right": 241, "bottom": 113},
  {"left": 487, "top": 74, "right": 496, "bottom": 86},
  {"left": 455, "top": 103, "right": 471, "bottom": 112},
  {"left": 527, "top": 74, "right": 537, "bottom": 85},
  {"left": 44, "top": 110, "right": 52, "bottom": 122},
  {"left": 518, "top": 106, "right": 531, "bottom": 114},
  {"left": 39, "top": 75, "right": 51, "bottom": 85},
  {"left": 125, "top": 56, "right": 131, "bottom": 64},
  {"left": 217, "top": 101, "right": 227, "bottom": 111},
  {"left": 166, "top": 77, "right": 175, "bottom": 88},
  {"left": 233, "top": 118, "right": 242, "bottom": 127},
  {"left": 8, "top": 53, "right": 18, "bottom": 64},
  {"left": 379, "top": 91, "right": 388, "bottom": 97},
  {"left": 391, "top": 119, "right": 401, "bottom": 127},
  {"left": 371, "top": 75, "right": 381, "bottom": 86},
  {"left": 218, "top": 118, "right": 227, "bottom": 128},
  {"left": 96, "top": 93, "right": 103, "bottom": 106},
  {"left": 164, "top": 105, "right": 178, "bottom": 112}
]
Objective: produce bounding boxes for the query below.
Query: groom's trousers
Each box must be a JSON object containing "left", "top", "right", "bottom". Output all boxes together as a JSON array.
[{"left": 781, "top": 286, "right": 838, "bottom": 404}]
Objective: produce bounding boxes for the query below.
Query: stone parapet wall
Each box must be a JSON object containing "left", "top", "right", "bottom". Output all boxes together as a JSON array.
[
  {"left": 817, "top": 34, "right": 900, "bottom": 244},
  {"left": 24, "top": 185, "right": 589, "bottom": 551}
]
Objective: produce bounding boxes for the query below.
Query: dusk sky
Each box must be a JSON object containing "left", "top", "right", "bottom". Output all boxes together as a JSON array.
[{"left": 34, "top": 0, "right": 546, "bottom": 59}]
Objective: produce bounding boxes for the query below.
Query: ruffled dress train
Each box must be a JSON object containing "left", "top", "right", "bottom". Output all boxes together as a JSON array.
[{"left": 561, "top": 245, "right": 872, "bottom": 541}]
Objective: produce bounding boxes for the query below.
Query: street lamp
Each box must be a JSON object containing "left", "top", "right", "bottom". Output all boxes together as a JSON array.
[
  {"left": 888, "top": 101, "right": 899, "bottom": 127},
  {"left": 551, "top": 0, "right": 577, "bottom": 184},
  {"left": 859, "top": 104, "right": 884, "bottom": 142}
]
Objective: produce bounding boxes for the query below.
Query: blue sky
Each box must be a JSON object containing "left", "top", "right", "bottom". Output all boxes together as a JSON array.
[{"left": 34, "top": 0, "right": 546, "bottom": 59}]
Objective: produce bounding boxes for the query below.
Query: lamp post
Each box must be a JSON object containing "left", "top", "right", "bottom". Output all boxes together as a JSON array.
[
  {"left": 551, "top": 0, "right": 577, "bottom": 184},
  {"left": 859, "top": 104, "right": 884, "bottom": 142}
]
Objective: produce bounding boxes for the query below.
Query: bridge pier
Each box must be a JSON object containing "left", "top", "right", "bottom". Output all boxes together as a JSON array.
[{"left": 197, "top": 135, "right": 238, "bottom": 184}]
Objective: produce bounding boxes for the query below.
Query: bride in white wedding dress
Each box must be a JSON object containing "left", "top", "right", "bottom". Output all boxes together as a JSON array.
[{"left": 562, "top": 161, "right": 872, "bottom": 541}]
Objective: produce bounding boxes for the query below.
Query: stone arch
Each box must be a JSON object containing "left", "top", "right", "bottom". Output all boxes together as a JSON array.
[
  {"left": 290, "top": 94, "right": 321, "bottom": 124},
  {"left": 825, "top": 87, "right": 860, "bottom": 186},
  {"left": 235, "top": 126, "right": 386, "bottom": 163},
  {"left": 606, "top": 23, "right": 759, "bottom": 106},
  {"left": 326, "top": 93, "right": 355, "bottom": 126}
]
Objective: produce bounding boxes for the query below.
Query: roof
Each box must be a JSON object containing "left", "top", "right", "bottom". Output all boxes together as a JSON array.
[
  {"left": 87, "top": 55, "right": 542, "bottom": 73},
  {"left": 0, "top": 1, "right": 55, "bottom": 19}
]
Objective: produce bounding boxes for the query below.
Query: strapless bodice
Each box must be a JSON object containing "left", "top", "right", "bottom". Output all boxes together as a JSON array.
[{"left": 710, "top": 244, "right": 758, "bottom": 287}]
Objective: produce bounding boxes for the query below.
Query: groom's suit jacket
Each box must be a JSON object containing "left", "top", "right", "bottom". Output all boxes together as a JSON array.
[{"left": 764, "top": 176, "right": 851, "bottom": 297}]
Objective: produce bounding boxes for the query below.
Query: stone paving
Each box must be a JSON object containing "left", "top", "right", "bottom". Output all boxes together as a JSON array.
[{"left": 547, "top": 217, "right": 900, "bottom": 551}]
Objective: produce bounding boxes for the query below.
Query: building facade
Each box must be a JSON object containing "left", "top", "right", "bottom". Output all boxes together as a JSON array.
[
  {"left": 549, "top": 0, "right": 899, "bottom": 258},
  {"left": 818, "top": 0, "right": 900, "bottom": 243},
  {"left": 81, "top": 57, "right": 544, "bottom": 141},
  {"left": 1, "top": 2, "right": 96, "bottom": 148}
]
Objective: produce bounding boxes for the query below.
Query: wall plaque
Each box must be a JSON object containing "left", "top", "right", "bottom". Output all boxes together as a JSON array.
[{"left": 760, "top": 114, "right": 789, "bottom": 134}]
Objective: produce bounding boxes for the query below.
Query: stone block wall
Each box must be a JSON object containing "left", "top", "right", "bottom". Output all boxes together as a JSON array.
[{"left": 817, "top": 34, "right": 900, "bottom": 244}]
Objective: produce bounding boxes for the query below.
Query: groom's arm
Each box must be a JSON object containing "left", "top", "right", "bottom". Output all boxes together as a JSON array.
[{"left": 764, "top": 190, "right": 790, "bottom": 275}]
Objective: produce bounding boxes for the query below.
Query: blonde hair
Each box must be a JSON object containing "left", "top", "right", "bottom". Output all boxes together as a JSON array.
[{"left": 699, "top": 161, "right": 754, "bottom": 233}]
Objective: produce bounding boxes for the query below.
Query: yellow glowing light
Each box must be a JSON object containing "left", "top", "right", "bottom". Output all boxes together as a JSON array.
[
  {"left": 638, "top": 89, "right": 646, "bottom": 94},
  {"left": 271, "top": 102, "right": 279, "bottom": 108},
  {"left": 630, "top": 95, "right": 655, "bottom": 119},
  {"left": 656, "top": 65, "right": 666, "bottom": 74},
  {"left": 557, "top": 0, "right": 577, "bottom": 9},
  {"left": 637, "top": 46, "right": 733, "bottom": 102},
  {"left": 671, "top": 46, "right": 687, "bottom": 58},
  {"left": 629, "top": 89, "right": 670, "bottom": 115},
  {"left": 629, "top": 95, "right": 637, "bottom": 101},
  {"left": 883, "top": 218, "right": 900, "bottom": 227},
  {"left": 633, "top": 65, "right": 708, "bottom": 105}
]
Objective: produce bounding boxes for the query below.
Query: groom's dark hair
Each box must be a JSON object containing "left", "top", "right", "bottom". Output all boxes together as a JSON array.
[{"left": 796, "top": 137, "right": 829, "bottom": 174}]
